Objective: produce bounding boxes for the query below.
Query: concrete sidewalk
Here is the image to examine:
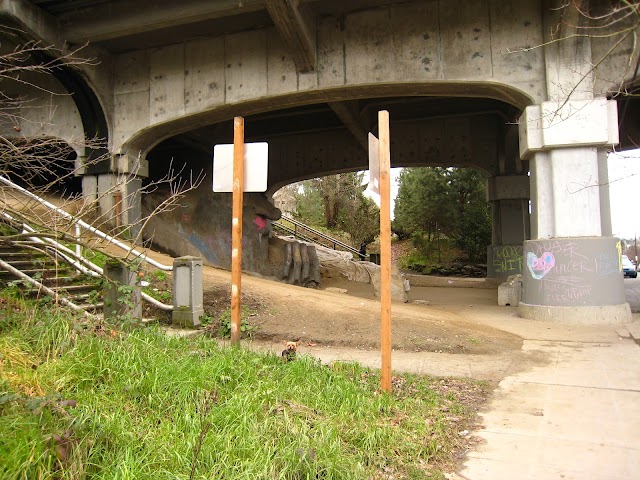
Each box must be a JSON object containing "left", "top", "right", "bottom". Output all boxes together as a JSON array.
[
  {"left": 404, "top": 297, "right": 640, "bottom": 480},
  {"left": 456, "top": 335, "right": 640, "bottom": 479}
]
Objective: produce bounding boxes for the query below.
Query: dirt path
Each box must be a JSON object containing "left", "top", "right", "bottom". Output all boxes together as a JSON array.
[
  {"left": 138, "top": 248, "right": 535, "bottom": 382},
  {"left": 196, "top": 266, "right": 522, "bottom": 356},
  {"left": 183, "top": 265, "right": 550, "bottom": 385}
]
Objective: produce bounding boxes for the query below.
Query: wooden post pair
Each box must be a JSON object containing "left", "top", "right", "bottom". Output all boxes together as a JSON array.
[{"left": 229, "top": 113, "right": 392, "bottom": 396}]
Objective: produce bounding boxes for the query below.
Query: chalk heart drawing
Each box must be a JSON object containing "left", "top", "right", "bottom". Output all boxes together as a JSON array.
[{"left": 527, "top": 251, "right": 556, "bottom": 280}]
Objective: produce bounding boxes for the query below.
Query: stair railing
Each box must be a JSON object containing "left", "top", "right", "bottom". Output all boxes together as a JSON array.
[
  {"left": 0, "top": 178, "right": 174, "bottom": 312},
  {"left": 0, "top": 256, "right": 97, "bottom": 318},
  {"left": 0, "top": 174, "right": 172, "bottom": 271},
  {"left": 274, "top": 214, "right": 368, "bottom": 260}
]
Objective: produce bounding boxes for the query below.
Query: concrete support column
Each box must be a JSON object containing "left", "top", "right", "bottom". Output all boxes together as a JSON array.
[
  {"left": 103, "top": 260, "right": 142, "bottom": 322},
  {"left": 518, "top": 98, "right": 631, "bottom": 324},
  {"left": 85, "top": 153, "right": 148, "bottom": 238},
  {"left": 172, "top": 256, "right": 204, "bottom": 328},
  {"left": 486, "top": 175, "right": 530, "bottom": 282}
]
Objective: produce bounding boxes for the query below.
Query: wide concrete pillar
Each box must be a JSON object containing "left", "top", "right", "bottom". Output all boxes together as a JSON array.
[
  {"left": 518, "top": 98, "right": 631, "bottom": 324},
  {"left": 82, "top": 153, "right": 148, "bottom": 239},
  {"left": 486, "top": 175, "right": 530, "bottom": 282}
]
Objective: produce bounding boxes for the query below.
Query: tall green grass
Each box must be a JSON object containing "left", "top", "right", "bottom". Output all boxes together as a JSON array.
[{"left": 0, "top": 293, "right": 487, "bottom": 479}]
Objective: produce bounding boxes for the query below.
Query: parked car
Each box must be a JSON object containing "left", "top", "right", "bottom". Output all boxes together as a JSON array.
[{"left": 622, "top": 255, "right": 637, "bottom": 278}]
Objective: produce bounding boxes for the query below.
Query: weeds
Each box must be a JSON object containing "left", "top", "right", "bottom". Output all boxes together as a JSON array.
[
  {"left": 0, "top": 291, "right": 489, "bottom": 479},
  {"left": 216, "top": 306, "right": 256, "bottom": 338}
]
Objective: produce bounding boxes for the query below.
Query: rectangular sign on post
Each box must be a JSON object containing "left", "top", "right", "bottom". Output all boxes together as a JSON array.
[
  {"left": 368, "top": 132, "right": 380, "bottom": 195},
  {"left": 212, "top": 142, "right": 268, "bottom": 193},
  {"left": 212, "top": 125, "right": 269, "bottom": 346}
]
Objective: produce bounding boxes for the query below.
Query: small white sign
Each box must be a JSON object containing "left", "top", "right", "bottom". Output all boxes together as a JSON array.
[
  {"left": 212, "top": 142, "right": 269, "bottom": 192},
  {"left": 368, "top": 132, "right": 380, "bottom": 195}
]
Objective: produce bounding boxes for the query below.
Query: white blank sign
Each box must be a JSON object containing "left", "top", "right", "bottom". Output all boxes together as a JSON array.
[
  {"left": 368, "top": 132, "right": 380, "bottom": 195},
  {"left": 212, "top": 142, "right": 268, "bottom": 192}
]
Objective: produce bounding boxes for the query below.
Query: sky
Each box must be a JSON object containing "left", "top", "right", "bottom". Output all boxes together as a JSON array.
[
  {"left": 608, "top": 149, "right": 640, "bottom": 240},
  {"left": 364, "top": 152, "right": 640, "bottom": 239}
]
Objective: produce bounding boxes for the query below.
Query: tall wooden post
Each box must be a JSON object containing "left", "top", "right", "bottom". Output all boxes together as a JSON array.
[
  {"left": 231, "top": 117, "right": 245, "bottom": 346},
  {"left": 379, "top": 110, "right": 392, "bottom": 393}
]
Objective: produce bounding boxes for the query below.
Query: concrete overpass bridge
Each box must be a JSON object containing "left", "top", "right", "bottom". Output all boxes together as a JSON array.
[{"left": 1, "top": 0, "right": 639, "bottom": 323}]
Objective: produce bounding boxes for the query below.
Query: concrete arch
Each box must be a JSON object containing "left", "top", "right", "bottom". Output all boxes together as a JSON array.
[
  {"left": 123, "top": 80, "right": 533, "bottom": 159},
  {"left": 0, "top": 51, "right": 110, "bottom": 173},
  {"left": 45, "top": 62, "right": 110, "bottom": 174}
]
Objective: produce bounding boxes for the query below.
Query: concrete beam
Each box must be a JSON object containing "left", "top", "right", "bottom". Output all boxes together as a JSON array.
[
  {"left": 487, "top": 175, "right": 530, "bottom": 201},
  {"left": 328, "top": 101, "right": 368, "bottom": 151},
  {"left": 0, "top": 0, "right": 62, "bottom": 47},
  {"left": 58, "top": 0, "right": 265, "bottom": 43},
  {"left": 265, "top": 0, "right": 316, "bottom": 73}
]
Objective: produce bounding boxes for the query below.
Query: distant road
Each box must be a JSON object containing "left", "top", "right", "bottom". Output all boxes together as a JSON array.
[{"left": 624, "top": 276, "right": 640, "bottom": 313}]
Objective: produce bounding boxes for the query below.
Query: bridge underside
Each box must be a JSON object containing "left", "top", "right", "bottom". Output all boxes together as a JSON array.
[
  {"left": 146, "top": 96, "right": 523, "bottom": 190},
  {"left": 2, "top": 0, "right": 639, "bottom": 324}
]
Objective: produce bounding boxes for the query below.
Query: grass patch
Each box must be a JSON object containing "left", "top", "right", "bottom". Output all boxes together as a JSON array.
[{"left": 0, "top": 292, "right": 489, "bottom": 479}]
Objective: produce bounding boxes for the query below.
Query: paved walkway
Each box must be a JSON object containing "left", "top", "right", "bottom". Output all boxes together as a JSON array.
[{"left": 456, "top": 335, "right": 640, "bottom": 479}]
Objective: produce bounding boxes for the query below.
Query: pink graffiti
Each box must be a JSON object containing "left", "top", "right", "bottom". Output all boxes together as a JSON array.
[
  {"left": 253, "top": 215, "right": 267, "bottom": 231},
  {"left": 527, "top": 251, "right": 556, "bottom": 279}
]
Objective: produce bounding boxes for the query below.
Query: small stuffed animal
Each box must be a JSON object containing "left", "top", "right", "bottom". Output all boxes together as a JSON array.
[{"left": 281, "top": 341, "right": 298, "bottom": 362}]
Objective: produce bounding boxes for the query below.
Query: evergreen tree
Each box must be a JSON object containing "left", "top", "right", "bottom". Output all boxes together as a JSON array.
[{"left": 393, "top": 167, "right": 490, "bottom": 261}]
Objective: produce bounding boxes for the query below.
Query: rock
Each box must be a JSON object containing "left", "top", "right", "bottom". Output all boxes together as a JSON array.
[{"left": 325, "top": 287, "right": 348, "bottom": 294}]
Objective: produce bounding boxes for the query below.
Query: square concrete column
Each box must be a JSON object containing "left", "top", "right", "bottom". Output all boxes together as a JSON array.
[
  {"left": 517, "top": 99, "right": 631, "bottom": 324},
  {"left": 172, "top": 256, "right": 204, "bottom": 328},
  {"left": 103, "top": 260, "right": 142, "bottom": 322},
  {"left": 93, "top": 153, "right": 148, "bottom": 239},
  {"left": 519, "top": 98, "right": 618, "bottom": 239},
  {"left": 486, "top": 175, "right": 530, "bottom": 282}
]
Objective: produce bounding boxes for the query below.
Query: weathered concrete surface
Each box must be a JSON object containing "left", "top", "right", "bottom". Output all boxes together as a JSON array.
[
  {"left": 459, "top": 338, "right": 640, "bottom": 480},
  {"left": 142, "top": 187, "right": 279, "bottom": 274},
  {"left": 114, "top": 1, "right": 546, "bottom": 155},
  {"left": 141, "top": 186, "right": 321, "bottom": 286}
]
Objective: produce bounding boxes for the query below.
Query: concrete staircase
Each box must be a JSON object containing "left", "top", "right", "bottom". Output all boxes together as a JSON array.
[
  {"left": 273, "top": 215, "right": 367, "bottom": 260},
  {"left": 0, "top": 240, "right": 103, "bottom": 314}
]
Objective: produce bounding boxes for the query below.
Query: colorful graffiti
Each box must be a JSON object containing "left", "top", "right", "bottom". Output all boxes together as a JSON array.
[
  {"left": 526, "top": 251, "right": 555, "bottom": 279},
  {"left": 523, "top": 238, "right": 625, "bottom": 307}
]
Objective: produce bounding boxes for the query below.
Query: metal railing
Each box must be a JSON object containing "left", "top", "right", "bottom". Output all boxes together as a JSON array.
[
  {"left": 0, "top": 174, "right": 172, "bottom": 271},
  {"left": 0, "top": 176, "right": 173, "bottom": 311},
  {"left": 273, "top": 215, "right": 367, "bottom": 260}
]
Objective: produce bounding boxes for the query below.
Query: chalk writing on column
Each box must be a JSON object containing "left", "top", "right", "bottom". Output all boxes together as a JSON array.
[
  {"left": 493, "top": 245, "right": 523, "bottom": 273},
  {"left": 528, "top": 240, "right": 621, "bottom": 278},
  {"left": 527, "top": 239, "right": 620, "bottom": 305},
  {"left": 529, "top": 240, "right": 588, "bottom": 261}
]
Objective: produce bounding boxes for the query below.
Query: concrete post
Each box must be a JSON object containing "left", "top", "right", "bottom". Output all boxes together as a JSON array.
[
  {"left": 103, "top": 260, "right": 142, "bottom": 321},
  {"left": 486, "top": 175, "right": 530, "bottom": 282},
  {"left": 518, "top": 99, "right": 631, "bottom": 324},
  {"left": 172, "top": 256, "right": 204, "bottom": 328}
]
